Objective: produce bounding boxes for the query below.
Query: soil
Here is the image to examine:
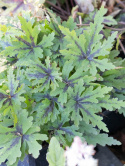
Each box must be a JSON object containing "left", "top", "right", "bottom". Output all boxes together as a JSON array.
[{"left": 109, "top": 128, "right": 125, "bottom": 165}]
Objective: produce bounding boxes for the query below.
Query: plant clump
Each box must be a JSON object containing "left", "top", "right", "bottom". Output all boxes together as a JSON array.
[{"left": 0, "top": 6, "right": 125, "bottom": 166}]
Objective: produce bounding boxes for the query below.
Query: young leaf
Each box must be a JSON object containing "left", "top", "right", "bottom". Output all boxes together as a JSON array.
[
  {"left": 33, "top": 92, "right": 62, "bottom": 125},
  {"left": 48, "top": 16, "right": 76, "bottom": 49},
  {"left": 26, "top": 57, "right": 62, "bottom": 91},
  {"left": 43, "top": 113, "right": 82, "bottom": 146},
  {"left": 84, "top": 8, "right": 117, "bottom": 26},
  {"left": 46, "top": 16, "right": 77, "bottom": 67},
  {"left": 0, "top": 25, "right": 24, "bottom": 53},
  {"left": 51, "top": 61, "right": 84, "bottom": 104},
  {"left": 46, "top": 137, "right": 65, "bottom": 166}
]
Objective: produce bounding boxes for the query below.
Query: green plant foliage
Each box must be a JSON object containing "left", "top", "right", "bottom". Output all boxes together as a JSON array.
[
  {"left": 33, "top": 91, "right": 62, "bottom": 125},
  {"left": 0, "top": 110, "right": 48, "bottom": 166},
  {"left": 42, "top": 113, "right": 82, "bottom": 145},
  {"left": 0, "top": 6, "right": 125, "bottom": 165},
  {"left": 0, "top": 68, "right": 25, "bottom": 124},
  {"left": 79, "top": 121, "right": 121, "bottom": 146},
  {"left": 46, "top": 137, "right": 65, "bottom": 166},
  {"left": 50, "top": 61, "right": 85, "bottom": 104},
  {"left": 1, "top": 16, "right": 54, "bottom": 66},
  {"left": 83, "top": 8, "right": 117, "bottom": 26},
  {"left": 99, "top": 67, "right": 125, "bottom": 116},
  {"left": 59, "top": 7, "right": 116, "bottom": 76},
  {"left": 26, "top": 57, "right": 62, "bottom": 92}
]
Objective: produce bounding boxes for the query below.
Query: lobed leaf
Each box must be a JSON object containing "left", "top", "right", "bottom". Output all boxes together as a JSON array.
[
  {"left": 26, "top": 57, "right": 62, "bottom": 91},
  {"left": 59, "top": 7, "right": 116, "bottom": 75},
  {"left": 66, "top": 79, "right": 112, "bottom": 129},
  {"left": 33, "top": 92, "right": 62, "bottom": 125},
  {"left": 0, "top": 110, "right": 48, "bottom": 166},
  {"left": 79, "top": 121, "right": 121, "bottom": 146},
  {"left": 0, "top": 68, "right": 25, "bottom": 124}
]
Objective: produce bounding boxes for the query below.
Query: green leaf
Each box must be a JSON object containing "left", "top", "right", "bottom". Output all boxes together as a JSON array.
[
  {"left": 26, "top": 57, "right": 62, "bottom": 91},
  {"left": 33, "top": 92, "right": 62, "bottom": 125},
  {"left": 100, "top": 68, "right": 125, "bottom": 116},
  {"left": 108, "top": 50, "right": 124, "bottom": 67},
  {"left": 0, "top": 110, "right": 48, "bottom": 166},
  {"left": 46, "top": 16, "right": 77, "bottom": 66},
  {"left": 0, "top": 24, "right": 24, "bottom": 44},
  {"left": 59, "top": 7, "right": 116, "bottom": 75},
  {"left": 43, "top": 113, "right": 82, "bottom": 146},
  {"left": 1, "top": 16, "right": 54, "bottom": 66},
  {"left": 87, "top": 133, "right": 121, "bottom": 146},
  {"left": 0, "top": 68, "right": 25, "bottom": 124},
  {"left": 84, "top": 8, "right": 117, "bottom": 26},
  {"left": 51, "top": 61, "right": 84, "bottom": 104},
  {"left": 79, "top": 121, "right": 121, "bottom": 146},
  {"left": 66, "top": 79, "right": 112, "bottom": 130},
  {"left": 46, "top": 137, "right": 65, "bottom": 166},
  {"left": 101, "top": 68, "right": 125, "bottom": 91},
  {"left": 98, "top": 95, "right": 125, "bottom": 110}
]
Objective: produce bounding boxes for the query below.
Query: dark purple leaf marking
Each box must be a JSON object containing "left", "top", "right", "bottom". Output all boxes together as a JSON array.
[
  {"left": 28, "top": 73, "right": 47, "bottom": 79},
  {"left": 63, "top": 79, "right": 75, "bottom": 92},
  {"left": 7, "top": 137, "right": 21, "bottom": 151},
  {"left": 51, "top": 20, "right": 62, "bottom": 37},
  {"left": 103, "top": 19, "right": 113, "bottom": 23},
  {"left": 59, "top": 127, "right": 75, "bottom": 136},
  {"left": 15, "top": 36, "right": 31, "bottom": 47},
  {"left": 0, "top": 93, "right": 8, "bottom": 101},
  {"left": 43, "top": 101, "right": 55, "bottom": 117},
  {"left": 87, "top": 48, "right": 102, "bottom": 60},
  {"left": 73, "top": 93, "right": 98, "bottom": 117},
  {"left": 22, "top": 135, "right": 30, "bottom": 142},
  {"left": 3, "top": 98, "right": 11, "bottom": 105},
  {"left": 43, "top": 95, "right": 59, "bottom": 117},
  {"left": 74, "top": 40, "right": 86, "bottom": 59},
  {"left": 29, "top": 65, "right": 55, "bottom": 83},
  {"left": 86, "top": 24, "right": 98, "bottom": 57},
  {"left": 16, "top": 125, "right": 23, "bottom": 135}
]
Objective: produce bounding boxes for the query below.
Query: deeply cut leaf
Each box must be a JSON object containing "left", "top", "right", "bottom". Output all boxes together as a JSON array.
[{"left": 0, "top": 110, "right": 48, "bottom": 166}]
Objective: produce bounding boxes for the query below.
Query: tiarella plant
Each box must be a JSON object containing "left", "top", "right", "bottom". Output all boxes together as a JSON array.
[{"left": 0, "top": 6, "right": 125, "bottom": 166}]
